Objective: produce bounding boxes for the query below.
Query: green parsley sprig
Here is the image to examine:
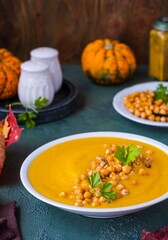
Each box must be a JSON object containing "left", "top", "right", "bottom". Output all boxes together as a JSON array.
[
  {"left": 86, "top": 172, "right": 116, "bottom": 200},
  {"left": 34, "top": 97, "right": 49, "bottom": 110},
  {"left": 154, "top": 84, "right": 168, "bottom": 104},
  {"left": 114, "top": 144, "right": 141, "bottom": 166},
  {"left": 86, "top": 172, "right": 101, "bottom": 188},
  {"left": 100, "top": 182, "right": 116, "bottom": 200},
  {"left": 8, "top": 97, "right": 49, "bottom": 128}
]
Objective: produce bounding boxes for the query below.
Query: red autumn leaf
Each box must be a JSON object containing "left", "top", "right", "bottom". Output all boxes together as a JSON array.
[
  {"left": 141, "top": 225, "right": 168, "bottom": 240},
  {"left": 0, "top": 132, "right": 5, "bottom": 174},
  {"left": 1, "top": 106, "right": 23, "bottom": 148},
  {"left": 0, "top": 106, "right": 23, "bottom": 174}
]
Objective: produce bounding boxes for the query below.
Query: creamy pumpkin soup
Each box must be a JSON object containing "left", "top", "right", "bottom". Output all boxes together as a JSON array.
[{"left": 28, "top": 137, "right": 168, "bottom": 208}]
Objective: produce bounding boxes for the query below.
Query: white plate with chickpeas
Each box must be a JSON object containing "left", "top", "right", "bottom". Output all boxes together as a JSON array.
[
  {"left": 113, "top": 82, "right": 168, "bottom": 127},
  {"left": 20, "top": 132, "right": 168, "bottom": 218}
]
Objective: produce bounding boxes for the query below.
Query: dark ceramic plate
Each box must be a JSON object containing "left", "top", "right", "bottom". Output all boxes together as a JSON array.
[{"left": 0, "top": 79, "right": 78, "bottom": 124}]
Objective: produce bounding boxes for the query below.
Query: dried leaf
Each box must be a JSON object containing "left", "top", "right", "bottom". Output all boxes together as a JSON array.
[
  {"left": 3, "top": 106, "right": 23, "bottom": 148},
  {"left": 0, "top": 132, "right": 5, "bottom": 174}
]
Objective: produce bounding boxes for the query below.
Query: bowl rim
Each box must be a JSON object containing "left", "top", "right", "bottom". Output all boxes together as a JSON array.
[{"left": 20, "top": 131, "right": 168, "bottom": 214}]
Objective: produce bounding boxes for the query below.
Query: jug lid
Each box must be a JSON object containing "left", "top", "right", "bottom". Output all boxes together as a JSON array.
[{"left": 30, "top": 47, "right": 58, "bottom": 59}]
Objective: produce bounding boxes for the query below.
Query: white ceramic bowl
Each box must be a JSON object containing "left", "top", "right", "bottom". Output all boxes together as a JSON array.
[{"left": 20, "top": 132, "right": 168, "bottom": 218}]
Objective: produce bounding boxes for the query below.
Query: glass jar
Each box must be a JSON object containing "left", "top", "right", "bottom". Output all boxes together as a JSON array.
[
  {"left": 30, "top": 47, "right": 63, "bottom": 93},
  {"left": 18, "top": 60, "right": 55, "bottom": 107},
  {"left": 149, "top": 17, "right": 168, "bottom": 81}
]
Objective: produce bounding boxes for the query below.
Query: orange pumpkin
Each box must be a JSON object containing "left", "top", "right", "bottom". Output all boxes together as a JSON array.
[
  {"left": 81, "top": 38, "right": 136, "bottom": 85},
  {"left": 0, "top": 48, "right": 22, "bottom": 100}
]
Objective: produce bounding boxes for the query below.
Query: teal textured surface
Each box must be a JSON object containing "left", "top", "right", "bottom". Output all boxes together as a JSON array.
[{"left": 0, "top": 65, "right": 168, "bottom": 240}]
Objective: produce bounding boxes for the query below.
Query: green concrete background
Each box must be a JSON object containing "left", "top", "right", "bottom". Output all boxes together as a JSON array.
[{"left": 0, "top": 65, "right": 168, "bottom": 240}]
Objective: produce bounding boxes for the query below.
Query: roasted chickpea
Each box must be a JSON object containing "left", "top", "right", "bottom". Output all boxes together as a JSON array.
[
  {"left": 138, "top": 168, "right": 147, "bottom": 176},
  {"left": 124, "top": 90, "right": 168, "bottom": 123},
  {"left": 121, "top": 189, "right": 129, "bottom": 196},
  {"left": 122, "top": 165, "right": 132, "bottom": 174},
  {"left": 84, "top": 191, "right": 92, "bottom": 199}
]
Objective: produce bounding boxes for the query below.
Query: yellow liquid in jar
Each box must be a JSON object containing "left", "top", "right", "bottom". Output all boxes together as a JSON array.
[{"left": 149, "top": 29, "right": 168, "bottom": 81}]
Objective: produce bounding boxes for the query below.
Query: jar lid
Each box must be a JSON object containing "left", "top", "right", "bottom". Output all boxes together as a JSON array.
[
  {"left": 30, "top": 47, "right": 58, "bottom": 59},
  {"left": 21, "top": 60, "right": 49, "bottom": 72},
  {"left": 153, "top": 17, "right": 168, "bottom": 30}
]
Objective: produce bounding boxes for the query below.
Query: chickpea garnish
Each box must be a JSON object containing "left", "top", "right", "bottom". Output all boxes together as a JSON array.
[
  {"left": 63, "top": 142, "right": 153, "bottom": 207},
  {"left": 124, "top": 85, "right": 168, "bottom": 123},
  {"left": 122, "top": 165, "right": 132, "bottom": 174},
  {"left": 121, "top": 189, "right": 129, "bottom": 196},
  {"left": 138, "top": 168, "right": 147, "bottom": 176},
  {"left": 59, "top": 191, "right": 67, "bottom": 197}
]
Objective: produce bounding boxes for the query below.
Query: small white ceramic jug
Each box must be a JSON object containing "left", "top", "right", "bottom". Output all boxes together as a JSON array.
[
  {"left": 30, "top": 47, "right": 63, "bottom": 93},
  {"left": 18, "top": 60, "right": 55, "bottom": 107}
]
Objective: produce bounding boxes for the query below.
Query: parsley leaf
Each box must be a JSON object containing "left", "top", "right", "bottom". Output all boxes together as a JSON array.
[
  {"left": 114, "top": 146, "right": 127, "bottom": 162},
  {"left": 34, "top": 97, "right": 49, "bottom": 110},
  {"left": 154, "top": 84, "right": 168, "bottom": 104},
  {"left": 100, "top": 182, "right": 112, "bottom": 192},
  {"left": 18, "top": 112, "right": 37, "bottom": 128},
  {"left": 86, "top": 172, "right": 101, "bottom": 188},
  {"left": 125, "top": 144, "right": 141, "bottom": 165},
  {"left": 114, "top": 144, "right": 141, "bottom": 166},
  {"left": 100, "top": 182, "right": 116, "bottom": 200},
  {"left": 101, "top": 191, "right": 116, "bottom": 200},
  {"left": 86, "top": 173, "right": 117, "bottom": 201},
  {"left": 8, "top": 96, "right": 48, "bottom": 128}
]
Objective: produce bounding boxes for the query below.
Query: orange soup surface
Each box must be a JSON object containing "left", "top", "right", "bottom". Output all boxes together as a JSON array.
[{"left": 28, "top": 137, "right": 168, "bottom": 208}]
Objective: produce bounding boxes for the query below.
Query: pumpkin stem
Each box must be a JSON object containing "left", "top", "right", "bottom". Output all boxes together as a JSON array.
[{"left": 104, "top": 43, "right": 113, "bottom": 50}]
